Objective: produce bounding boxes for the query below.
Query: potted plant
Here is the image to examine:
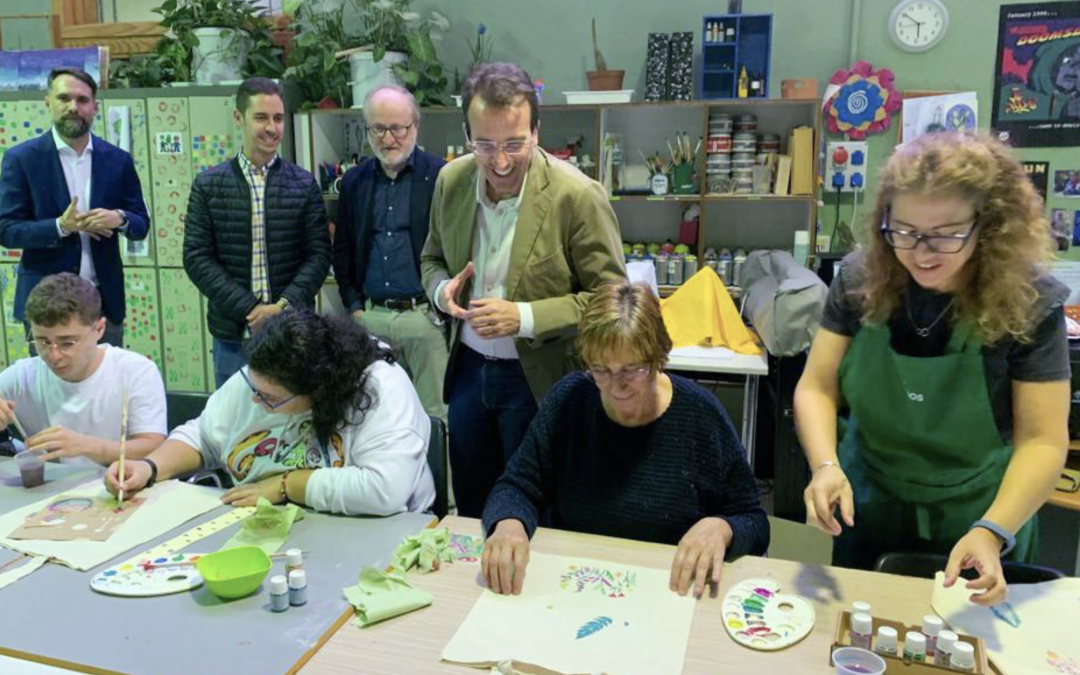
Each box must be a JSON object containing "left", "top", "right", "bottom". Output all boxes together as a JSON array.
[
  {"left": 586, "top": 18, "right": 624, "bottom": 91},
  {"left": 149, "top": 0, "right": 283, "bottom": 86},
  {"left": 453, "top": 22, "right": 493, "bottom": 105},
  {"left": 283, "top": 0, "right": 353, "bottom": 108}
]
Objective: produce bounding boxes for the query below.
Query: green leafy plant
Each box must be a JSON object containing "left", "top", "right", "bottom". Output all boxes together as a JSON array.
[
  {"left": 110, "top": 0, "right": 283, "bottom": 88},
  {"left": 283, "top": 0, "right": 353, "bottom": 108}
]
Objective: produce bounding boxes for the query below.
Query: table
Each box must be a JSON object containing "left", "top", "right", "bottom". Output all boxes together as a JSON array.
[
  {"left": 0, "top": 458, "right": 434, "bottom": 675},
  {"left": 666, "top": 350, "right": 769, "bottom": 464},
  {"left": 298, "top": 516, "right": 938, "bottom": 675}
]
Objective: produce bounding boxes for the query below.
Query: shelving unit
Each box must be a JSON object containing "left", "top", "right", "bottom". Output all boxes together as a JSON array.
[
  {"left": 700, "top": 13, "right": 773, "bottom": 100},
  {"left": 293, "top": 96, "right": 820, "bottom": 269}
]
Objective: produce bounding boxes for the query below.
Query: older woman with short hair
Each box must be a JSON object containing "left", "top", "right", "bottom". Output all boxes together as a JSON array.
[{"left": 481, "top": 281, "right": 769, "bottom": 597}]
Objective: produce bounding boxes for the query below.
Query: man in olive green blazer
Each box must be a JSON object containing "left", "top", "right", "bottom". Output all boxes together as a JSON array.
[{"left": 421, "top": 62, "right": 625, "bottom": 518}]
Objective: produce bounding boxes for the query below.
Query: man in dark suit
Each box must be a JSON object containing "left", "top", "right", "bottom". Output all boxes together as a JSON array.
[
  {"left": 333, "top": 85, "right": 448, "bottom": 420},
  {"left": 0, "top": 68, "right": 150, "bottom": 348}
]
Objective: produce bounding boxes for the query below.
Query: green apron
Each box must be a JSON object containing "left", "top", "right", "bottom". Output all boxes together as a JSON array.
[{"left": 832, "top": 321, "right": 1037, "bottom": 570}]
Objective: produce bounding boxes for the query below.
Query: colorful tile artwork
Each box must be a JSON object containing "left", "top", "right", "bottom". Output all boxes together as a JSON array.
[
  {"left": 159, "top": 268, "right": 206, "bottom": 392},
  {"left": 147, "top": 98, "right": 192, "bottom": 268},
  {"left": 192, "top": 134, "right": 236, "bottom": 175},
  {"left": 122, "top": 268, "right": 162, "bottom": 370},
  {"left": 0, "top": 264, "right": 29, "bottom": 364}
]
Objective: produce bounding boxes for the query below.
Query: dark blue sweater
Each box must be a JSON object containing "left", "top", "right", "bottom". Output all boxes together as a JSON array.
[{"left": 482, "top": 372, "right": 770, "bottom": 558}]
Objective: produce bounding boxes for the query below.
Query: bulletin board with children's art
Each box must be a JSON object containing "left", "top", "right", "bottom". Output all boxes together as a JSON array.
[
  {"left": 188, "top": 96, "right": 240, "bottom": 176},
  {"left": 0, "top": 101, "right": 51, "bottom": 263},
  {"left": 122, "top": 268, "right": 162, "bottom": 370},
  {"left": 103, "top": 98, "right": 156, "bottom": 267},
  {"left": 147, "top": 97, "right": 193, "bottom": 268},
  {"left": 0, "top": 263, "right": 29, "bottom": 365},
  {"left": 159, "top": 268, "right": 207, "bottom": 392}
]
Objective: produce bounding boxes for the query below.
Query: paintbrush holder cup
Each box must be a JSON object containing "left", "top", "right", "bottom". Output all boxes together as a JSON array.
[
  {"left": 669, "top": 164, "right": 696, "bottom": 194},
  {"left": 650, "top": 174, "right": 669, "bottom": 195}
]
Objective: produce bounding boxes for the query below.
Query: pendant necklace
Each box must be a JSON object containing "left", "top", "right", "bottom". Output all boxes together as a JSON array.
[{"left": 906, "top": 296, "right": 955, "bottom": 338}]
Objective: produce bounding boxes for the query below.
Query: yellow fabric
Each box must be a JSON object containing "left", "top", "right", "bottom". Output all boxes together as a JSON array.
[{"left": 660, "top": 269, "right": 762, "bottom": 355}]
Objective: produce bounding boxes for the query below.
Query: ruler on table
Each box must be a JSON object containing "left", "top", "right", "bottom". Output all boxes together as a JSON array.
[{"left": 114, "top": 506, "right": 255, "bottom": 567}]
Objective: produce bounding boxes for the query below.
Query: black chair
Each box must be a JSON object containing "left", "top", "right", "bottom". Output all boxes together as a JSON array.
[
  {"left": 874, "top": 552, "right": 1065, "bottom": 584},
  {"left": 428, "top": 415, "right": 449, "bottom": 520},
  {"left": 166, "top": 391, "right": 211, "bottom": 433}
]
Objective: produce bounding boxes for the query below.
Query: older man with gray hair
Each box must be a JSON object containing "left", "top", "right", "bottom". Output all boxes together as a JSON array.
[{"left": 332, "top": 84, "right": 448, "bottom": 420}]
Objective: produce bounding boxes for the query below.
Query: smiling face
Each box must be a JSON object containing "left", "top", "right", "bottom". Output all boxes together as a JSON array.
[
  {"left": 466, "top": 95, "right": 537, "bottom": 202},
  {"left": 589, "top": 345, "right": 663, "bottom": 427},
  {"left": 45, "top": 75, "right": 97, "bottom": 141},
  {"left": 235, "top": 93, "right": 284, "bottom": 165},
  {"left": 888, "top": 191, "right": 979, "bottom": 293}
]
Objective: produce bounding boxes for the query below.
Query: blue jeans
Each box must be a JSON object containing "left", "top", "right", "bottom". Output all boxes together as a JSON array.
[
  {"left": 447, "top": 346, "right": 539, "bottom": 518},
  {"left": 213, "top": 338, "right": 246, "bottom": 388}
]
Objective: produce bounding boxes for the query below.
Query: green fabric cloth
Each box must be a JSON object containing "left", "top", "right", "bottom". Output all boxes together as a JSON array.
[
  {"left": 343, "top": 565, "right": 432, "bottom": 627},
  {"left": 392, "top": 527, "right": 455, "bottom": 573},
  {"left": 221, "top": 498, "right": 304, "bottom": 555}
]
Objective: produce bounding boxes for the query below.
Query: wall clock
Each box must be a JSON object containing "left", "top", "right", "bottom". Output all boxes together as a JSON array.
[{"left": 888, "top": 0, "right": 949, "bottom": 53}]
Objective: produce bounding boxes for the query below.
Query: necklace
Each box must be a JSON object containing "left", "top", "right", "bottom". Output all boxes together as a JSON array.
[{"left": 906, "top": 296, "right": 955, "bottom": 338}]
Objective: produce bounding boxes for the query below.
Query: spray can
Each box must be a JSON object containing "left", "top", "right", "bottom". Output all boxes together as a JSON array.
[
  {"left": 288, "top": 569, "right": 308, "bottom": 607},
  {"left": 718, "top": 248, "right": 734, "bottom": 285},
  {"left": 269, "top": 575, "right": 289, "bottom": 612},
  {"left": 667, "top": 255, "right": 684, "bottom": 286},
  {"left": 683, "top": 254, "right": 698, "bottom": 280},
  {"left": 733, "top": 248, "right": 748, "bottom": 287},
  {"left": 655, "top": 254, "right": 669, "bottom": 285}
]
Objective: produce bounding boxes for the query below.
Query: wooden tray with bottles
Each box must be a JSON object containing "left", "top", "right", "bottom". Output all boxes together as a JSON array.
[{"left": 831, "top": 611, "right": 990, "bottom": 674}]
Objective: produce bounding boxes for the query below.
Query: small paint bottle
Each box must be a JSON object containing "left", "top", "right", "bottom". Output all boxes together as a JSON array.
[
  {"left": 921, "top": 614, "right": 944, "bottom": 657},
  {"left": 284, "top": 548, "right": 303, "bottom": 576},
  {"left": 269, "top": 575, "right": 289, "bottom": 612},
  {"left": 950, "top": 641, "right": 975, "bottom": 671},
  {"left": 875, "top": 626, "right": 898, "bottom": 657},
  {"left": 850, "top": 612, "right": 873, "bottom": 651},
  {"left": 903, "top": 631, "right": 927, "bottom": 662},
  {"left": 936, "top": 629, "right": 959, "bottom": 667},
  {"left": 851, "top": 601, "right": 872, "bottom": 616},
  {"left": 288, "top": 569, "right": 308, "bottom": 607}
]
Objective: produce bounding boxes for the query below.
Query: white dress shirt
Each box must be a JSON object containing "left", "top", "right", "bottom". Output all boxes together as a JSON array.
[
  {"left": 436, "top": 169, "right": 535, "bottom": 359},
  {"left": 52, "top": 127, "right": 96, "bottom": 284}
]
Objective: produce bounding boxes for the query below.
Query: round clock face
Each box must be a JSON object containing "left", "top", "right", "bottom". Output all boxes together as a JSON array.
[{"left": 890, "top": 0, "right": 949, "bottom": 53}]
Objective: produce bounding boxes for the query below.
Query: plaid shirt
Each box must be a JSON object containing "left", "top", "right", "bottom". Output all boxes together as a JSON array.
[{"left": 238, "top": 151, "right": 278, "bottom": 303}]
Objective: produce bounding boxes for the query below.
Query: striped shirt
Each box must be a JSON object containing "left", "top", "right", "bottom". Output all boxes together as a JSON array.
[{"left": 238, "top": 151, "right": 278, "bottom": 303}]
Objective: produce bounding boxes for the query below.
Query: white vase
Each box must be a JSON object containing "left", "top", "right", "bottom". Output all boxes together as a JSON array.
[
  {"left": 348, "top": 50, "right": 408, "bottom": 108},
  {"left": 192, "top": 27, "right": 249, "bottom": 85}
]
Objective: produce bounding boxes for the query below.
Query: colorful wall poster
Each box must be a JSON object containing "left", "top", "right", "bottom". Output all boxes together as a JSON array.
[
  {"left": 991, "top": 2, "right": 1080, "bottom": 147},
  {"left": 1025, "top": 160, "right": 1051, "bottom": 201},
  {"left": 1053, "top": 168, "right": 1080, "bottom": 197}
]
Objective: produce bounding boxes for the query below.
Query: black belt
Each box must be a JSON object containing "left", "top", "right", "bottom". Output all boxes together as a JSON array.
[{"left": 372, "top": 296, "right": 427, "bottom": 311}]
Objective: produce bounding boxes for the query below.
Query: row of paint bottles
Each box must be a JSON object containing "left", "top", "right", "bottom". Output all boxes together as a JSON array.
[{"left": 270, "top": 549, "right": 307, "bottom": 612}]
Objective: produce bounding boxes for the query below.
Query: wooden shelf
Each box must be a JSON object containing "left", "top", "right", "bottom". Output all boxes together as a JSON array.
[
  {"left": 610, "top": 195, "right": 699, "bottom": 203},
  {"left": 292, "top": 98, "right": 820, "bottom": 118},
  {"left": 659, "top": 284, "right": 741, "bottom": 298},
  {"left": 704, "top": 194, "right": 815, "bottom": 202}
]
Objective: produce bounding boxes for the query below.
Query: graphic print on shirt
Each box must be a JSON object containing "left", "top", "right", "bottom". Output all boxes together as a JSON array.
[{"left": 225, "top": 420, "right": 344, "bottom": 482}]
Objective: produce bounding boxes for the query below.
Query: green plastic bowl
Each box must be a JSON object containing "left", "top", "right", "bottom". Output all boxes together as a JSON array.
[{"left": 196, "top": 546, "right": 272, "bottom": 599}]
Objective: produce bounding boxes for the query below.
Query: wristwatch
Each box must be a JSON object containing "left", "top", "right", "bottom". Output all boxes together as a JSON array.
[
  {"left": 116, "top": 209, "right": 129, "bottom": 229},
  {"left": 970, "top": 519, "right": 1016, "bottom": 556},
  {"left": 142, "top": 458, "right": 159, "bottom": 488}
]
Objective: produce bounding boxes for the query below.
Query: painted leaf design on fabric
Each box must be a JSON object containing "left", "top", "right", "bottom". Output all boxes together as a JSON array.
[
  {"left": 575, "top": 616, "right": 613, "bottom": 640},
  {"left": 559, "top": 565, "right": 636, "bottom": 597}
]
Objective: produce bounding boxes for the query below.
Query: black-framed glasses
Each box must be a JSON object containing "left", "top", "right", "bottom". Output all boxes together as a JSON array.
[
  {"left": 239, "top": 367, "right": 299, "bottom": 410},
  {"left": 880, "top": 216, "right": 979, "bottom": 254},
  {"left": 587, "top": 364, "right": 652, "bottom": 387},
  {"left": 367, "top": 123, "right": 414, "bottom": 140}
]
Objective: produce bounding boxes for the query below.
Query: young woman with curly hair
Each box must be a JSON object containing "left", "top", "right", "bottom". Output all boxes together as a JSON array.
[
  {"left": 106, "top": 310, "right": 435, "bottom": 515},
  {"left": 794, "top": 132, "right": 1069, "bottom": 605}
]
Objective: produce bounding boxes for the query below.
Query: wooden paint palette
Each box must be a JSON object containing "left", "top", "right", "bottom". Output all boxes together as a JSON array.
[
  {"left": 90, "top": 553, "right": 205, "bottom": 597},
  {"left": 722, "top": 578, "right": 815, "bottom": 651}
]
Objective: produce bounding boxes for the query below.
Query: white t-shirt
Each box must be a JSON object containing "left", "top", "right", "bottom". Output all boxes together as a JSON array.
[
  {"left": 0, "top": 346, "right": 168, "bottom": 468},
  {"left": 170, "top": 358, "right": 435, "bottom": 516}
]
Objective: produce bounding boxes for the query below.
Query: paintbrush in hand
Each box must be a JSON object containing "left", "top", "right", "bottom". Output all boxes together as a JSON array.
[{"left": 118, "top": 389, "right": 129, "bottom": 509}]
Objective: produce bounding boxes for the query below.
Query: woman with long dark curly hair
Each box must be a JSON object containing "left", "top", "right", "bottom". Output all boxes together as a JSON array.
[
  {"left": 794, "top": 132, "right": 1069, "bottom": 605},
  {"left": 106, "top": 310, "right": 435, "bottom": 515}
]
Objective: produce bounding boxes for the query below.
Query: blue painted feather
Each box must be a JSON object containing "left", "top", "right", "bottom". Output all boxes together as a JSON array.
[{"left": 575, "top": 616, "right": 613, "bottom": 640}]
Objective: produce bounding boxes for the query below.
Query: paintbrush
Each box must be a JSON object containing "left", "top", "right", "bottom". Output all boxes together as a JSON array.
[
  {"left": 8, "top": 411, "right": 29, "bottom": 443},
  {"left": 692, "top": 136, "right": 702, "bottom": 163},
  {"left": 118, "top": 389, "right": 129, "bottom": 509},
  {"left": 666, "top": 139, "right": 677, "bottom": 165}
]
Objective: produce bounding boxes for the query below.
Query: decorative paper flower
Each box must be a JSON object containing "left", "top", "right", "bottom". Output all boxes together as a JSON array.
[{"left": 824, "top": 61, "right": 902, "bottom": 140}]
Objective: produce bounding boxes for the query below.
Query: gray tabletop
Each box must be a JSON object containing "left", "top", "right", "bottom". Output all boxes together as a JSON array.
[{"left": 0, "top": 458, "right": 435, "bottom": 675}]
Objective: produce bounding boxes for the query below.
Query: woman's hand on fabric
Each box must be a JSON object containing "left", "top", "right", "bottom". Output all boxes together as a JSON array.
[
  {"left": 943, "top": 528, "right": 1007, "bottom": 606},
  {"left": 804, "top": 464, "right": 855, "bottom": 536},
  {"left": 670, "top": 516, "right": 731, "bottom": 598},
  {"left": 221, "top": 474, "right": 285, "bottom": 507},
  {"left": 481, "top": 519, "right": 530, "bottom": 596}
]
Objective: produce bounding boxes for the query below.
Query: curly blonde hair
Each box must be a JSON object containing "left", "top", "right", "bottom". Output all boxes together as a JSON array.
[{"left": 855, "top": 132, "right": 1052, "bottom": 345}]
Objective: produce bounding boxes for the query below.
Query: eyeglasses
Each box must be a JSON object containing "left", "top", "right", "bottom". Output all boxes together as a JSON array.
[
  {"left": 880, "top": 216, "right": 979, "bottom": 254},
  {"left": 587, "top": 364, "right": 652, "bottom": 387},
  {"left": 367, "top": 123, "right": 414, "bottom": 140},
  {"left": 465, "top": 134, "right": 532, "bottom": 157},
  {"left": 239, "top": 367, "right": 299, "bottom": 410},
  {"left": 30, "top": 326, "right": 96, "bottom": 354}
]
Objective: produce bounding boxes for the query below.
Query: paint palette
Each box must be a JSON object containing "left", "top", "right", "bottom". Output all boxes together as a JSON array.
[
  {"left": 722, "top": 578, "right": 816, "bottom": 651},
  {"left": 90, "top": 553, "right": 205, "bottom": 597}
]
